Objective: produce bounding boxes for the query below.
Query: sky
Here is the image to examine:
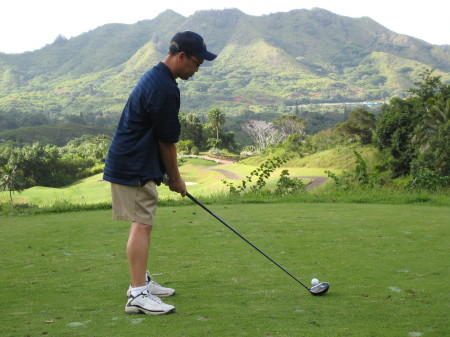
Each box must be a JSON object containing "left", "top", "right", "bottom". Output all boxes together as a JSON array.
[{"left": 1, "top": 0, "right": 449, "bottom": 54}]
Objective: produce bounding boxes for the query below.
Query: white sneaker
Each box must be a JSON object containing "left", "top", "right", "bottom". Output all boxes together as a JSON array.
[
  {"left": 125, "top": 289, "right": 175, "bottom": 315},
  {"left": 126, "top": 271, "right": 176, "bottom": 298}
]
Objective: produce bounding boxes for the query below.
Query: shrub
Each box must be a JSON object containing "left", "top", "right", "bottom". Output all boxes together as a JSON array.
[
  {"left": 190, "top": 146, "right": 199, "bottom": 155},
  {"left": 274, "top": 170, "right": 306, "bottom": 195},
  {"left": 409, "top": 166, "right": 450, "bottom": 191},
  {"left": 223, "top": 157, "right": 289, "bottom": 194},
  {"left": 326, "top": 151, "right": 381, "bottom": 190}
]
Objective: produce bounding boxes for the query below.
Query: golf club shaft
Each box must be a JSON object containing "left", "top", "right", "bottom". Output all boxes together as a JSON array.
[{"left": 186, "top": 192, "right": 310, "bottom": 291}]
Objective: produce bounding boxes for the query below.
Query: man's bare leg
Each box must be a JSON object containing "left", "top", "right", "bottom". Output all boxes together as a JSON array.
[{"left": 126, "top": 221, "right": 152, "bottom": 287}]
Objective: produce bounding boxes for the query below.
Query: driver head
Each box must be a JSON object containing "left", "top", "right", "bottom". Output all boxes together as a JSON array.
[{"left": 309, "top": 282, "right": 329, "bottom": 296}]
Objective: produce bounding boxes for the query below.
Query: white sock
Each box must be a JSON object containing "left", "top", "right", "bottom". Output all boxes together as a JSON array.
[{"left": 130, "top": 285, "right": 147, "bottom": 297}]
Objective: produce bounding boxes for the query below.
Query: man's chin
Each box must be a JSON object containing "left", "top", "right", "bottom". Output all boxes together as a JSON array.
[{"left": 180, "top": 74, "right": 193, "bottom": 81}]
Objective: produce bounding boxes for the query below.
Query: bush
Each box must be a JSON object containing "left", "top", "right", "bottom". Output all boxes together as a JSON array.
[
  {"left": 274, "top": 170, "right": 306, "bottom": 195},
  {"left": 178, "top": 140, "right": 195, "bottom": 155},
  {"left": 240, "top": 146, "right": 256, "bottom": 159},
  {"left": 190, "top": 146, "right": 199, "bottom": 155},
  {"left": 409, "top": 166, "right": 450, "bottom": 191},
  {"left": 223, "top": 157, "right": 288, "bottom": 194},
  {"left": 325, "top": 151, "right": 381, "bottom": 190}
]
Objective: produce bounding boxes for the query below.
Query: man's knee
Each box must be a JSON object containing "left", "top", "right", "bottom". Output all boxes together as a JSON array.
[{"left": 131, "top": 222, "right": 153, "bottom": 235}]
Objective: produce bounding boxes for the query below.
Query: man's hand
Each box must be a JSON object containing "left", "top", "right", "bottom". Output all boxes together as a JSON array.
[
  {"left": 170, "top": 177, "right": 187, "bottom": 197},
  {"left": 163, "top": 174, "right": 187, "bottom": 197},
  {"left": 158, "top": 141, "right": 187, "bottom": 197}
]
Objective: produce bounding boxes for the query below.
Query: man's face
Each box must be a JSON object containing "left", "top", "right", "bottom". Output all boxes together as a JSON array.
[{"left": 178, "top": 53, "right": 203, "bottom": 80}]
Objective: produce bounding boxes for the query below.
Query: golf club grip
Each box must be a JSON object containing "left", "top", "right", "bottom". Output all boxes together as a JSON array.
[{"left": 186, "top": 192, "right": 310, "bottom": 290}]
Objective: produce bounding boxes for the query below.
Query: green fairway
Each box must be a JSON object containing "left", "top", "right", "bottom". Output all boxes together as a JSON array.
[
  {"left": 1, "top": 158, "right": 328, "bottom": 207},
  {"left": 1, "top": 202, "right": 448, "bottom": 336}
]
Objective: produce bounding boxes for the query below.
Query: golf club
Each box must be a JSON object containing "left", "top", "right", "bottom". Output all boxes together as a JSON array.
[{"left": 185, "top": 191, "right": 329, "bottom": 296}]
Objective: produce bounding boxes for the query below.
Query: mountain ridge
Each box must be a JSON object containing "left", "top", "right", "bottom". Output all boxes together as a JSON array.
[{"left": 0, "top": 8, "right": 449, "bottom": 124}]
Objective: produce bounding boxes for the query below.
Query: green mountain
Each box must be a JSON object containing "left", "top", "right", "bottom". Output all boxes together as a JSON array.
[{"left": 0, "top": 8, "right": 449, "bottom": 128}]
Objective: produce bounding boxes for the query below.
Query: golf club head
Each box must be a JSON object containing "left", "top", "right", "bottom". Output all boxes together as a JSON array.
[{"left": 309, "top": 282, "right": 329, "bottom": 296}]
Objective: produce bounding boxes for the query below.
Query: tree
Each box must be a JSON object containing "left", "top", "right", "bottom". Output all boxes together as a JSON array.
[
  {"left": 411, "top": 99, "right": 450, "bottom": 184},
  {"left": 335, "top": 108, "right": 376, "bottom": 145},
  {"left": 304, "top": 128, "right": 341, "bottom": 153},
  {"left": 375, "top": 97, "right": 420, "bottom": 177},
  {"left": 18, "top": 143, "right": 61, "bottom": 187},
  {"left": 207, "top": 108, "right": 226, "bottom": 144},
  {"left": 408, "top": 69, "right": 450, "bottom": 102},
  {"left": 201, "top": 124, "right": 237, "bottom": 152},
  {"left": 242, "top": 120, "right": 286, "bottom": 153},
  {"left": 63, "top": 134, "right": 111, "bottom": 161},
  {"left": 180, "top": 113, "right": 203, "bottom": 148},
  {"left": 416, "top": 121, "right": 450, "bottom": 177},
  {"left": 413, "top": 96, "right": 450, "bottom": 152},
  {"left": 376, "top": 69, "right": 450, "bottom": 180},
  {"left": 0, "top": 136, "right": 112, "bottom": 190},
  {"left": 0, "top": 163, "right": 24, "bottom": 204},
  {"left": 272, "top": 115, "right": 306, "bottom": 137}
]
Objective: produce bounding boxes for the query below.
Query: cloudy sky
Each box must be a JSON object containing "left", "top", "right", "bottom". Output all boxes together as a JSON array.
[{"left": 1, "top": 0, "right": 448, "bottom": 53}]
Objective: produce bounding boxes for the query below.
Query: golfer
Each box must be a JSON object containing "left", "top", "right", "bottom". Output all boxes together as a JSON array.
[{"left": 103, "top": 31, "right": 217, "bottom": 315}]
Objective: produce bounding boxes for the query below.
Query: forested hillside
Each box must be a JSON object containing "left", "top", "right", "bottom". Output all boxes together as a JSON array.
[{"left": 1, "top": 8, "right": 449, "bottom": 132}]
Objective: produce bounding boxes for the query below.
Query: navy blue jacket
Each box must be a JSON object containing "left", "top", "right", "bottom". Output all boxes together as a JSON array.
[{"left": 103, "top": 62, "right": 181, "bottom": 186}]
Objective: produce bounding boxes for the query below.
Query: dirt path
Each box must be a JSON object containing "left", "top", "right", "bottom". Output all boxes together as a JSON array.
[
  {"left": 200, "top": 155, "right": 240, "bottom": 179},
  {"left": 206, "top": 168, "right": 241, "bottom": 180},
  {"left": 298, "top": 176, "right": 329, "bottom": 190},
  {"left": 203, "top": 166, "right": 328, "bottom": 191},
  {"left": 200, "top": 155, "right": 328, "bottom": 189},
  {"left": 200, "top": 155, "right": 235, "bottom": 164},
  {"left": 207, "top": 169, "right": 328, "bottom": 190}
]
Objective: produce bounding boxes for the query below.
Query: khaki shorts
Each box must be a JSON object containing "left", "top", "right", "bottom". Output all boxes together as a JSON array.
[{"left": 110, "top": 181, "right": 158, "bottom": 226}]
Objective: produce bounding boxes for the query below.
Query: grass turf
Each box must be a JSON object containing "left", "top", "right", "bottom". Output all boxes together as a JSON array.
[
  {"left": 0, "top": 202, "right": 448, "bottom": 336},
  {"left": 1, "top": 158, "right": 332, "bottom": 208}
]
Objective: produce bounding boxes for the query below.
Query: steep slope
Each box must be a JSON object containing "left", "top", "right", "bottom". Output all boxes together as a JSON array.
[{"left": 0, "top": 8, "right": 448, "bottom": 120}]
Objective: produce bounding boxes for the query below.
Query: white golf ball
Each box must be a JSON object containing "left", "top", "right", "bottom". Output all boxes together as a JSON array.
[{"left": 311, "top": 278, "right": 319, "bottom": 286}]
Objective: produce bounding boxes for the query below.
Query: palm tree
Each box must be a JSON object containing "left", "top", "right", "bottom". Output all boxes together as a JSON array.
[
  {"left": 0, "top": 163, "right": 23, "bottom": 204},
  {"left": 207, "top": 108, "right": 226, "bottom": 143},
  {"left": 414, "top": 97, "right": 450, "bottom": 152}
]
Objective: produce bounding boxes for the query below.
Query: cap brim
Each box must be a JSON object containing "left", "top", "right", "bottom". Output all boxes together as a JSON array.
[{"left": 195, "top": 50, "right": 217, "bottom": 61}]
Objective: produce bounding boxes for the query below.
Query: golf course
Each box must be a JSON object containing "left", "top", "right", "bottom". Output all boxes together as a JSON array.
[
  {"left": 1, "top": 4, "right": 449, "bottom": 335},
  {"left": 2, "top": 157, "right": 328, "bottom": 207},
  {"left": 0, "top": 156, "right": 449, "bottom": 337}
]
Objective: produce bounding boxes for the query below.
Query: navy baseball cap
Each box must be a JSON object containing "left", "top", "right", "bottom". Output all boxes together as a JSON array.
[{"left": 169, "top": 31, "right": 217, "bottom": 61}]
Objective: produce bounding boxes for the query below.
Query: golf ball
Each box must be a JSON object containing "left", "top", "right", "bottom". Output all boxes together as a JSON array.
[{"left": 311, "top": 278, "right": 319, "bottom": 286}]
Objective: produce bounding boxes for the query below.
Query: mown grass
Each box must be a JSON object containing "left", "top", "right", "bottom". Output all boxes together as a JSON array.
[
  {"left": 287, "top": 145, "right": 378, "bottom": 170},
  {"left": 0, "top": 157, "right": 333, "bottom": 211},
  {"left": 1, "top": 187, "right": 449, "bottom": 217},
  {"left": 243, "top": 145, "right": 377, "bottom": 171},
  {"left": 3, "top": 154, "right": 448, "bottom": 216},
  {"left": 5, "top": 173, "right": 112, "bottom": 206},
  {"left": 0, "top": 202, "right": 448, "bottom": 336}
]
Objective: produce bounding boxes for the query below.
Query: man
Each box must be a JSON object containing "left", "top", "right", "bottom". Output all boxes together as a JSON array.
[{"left": 103, "top": 31, "right": 217, "bottom": 315}]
